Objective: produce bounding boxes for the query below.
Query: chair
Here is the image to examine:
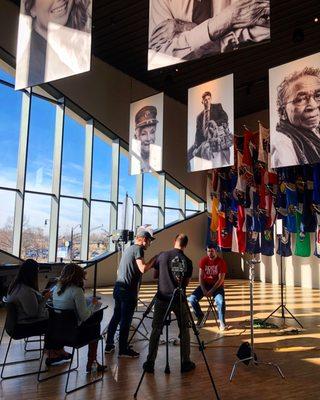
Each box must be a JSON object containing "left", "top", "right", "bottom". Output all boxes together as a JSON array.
[
  {"left": 0, "top": 300, "right": 47, "bottom": 379},
  {"left": 201, "top": 296, "right": 219, "bottom": 328},
  {"left": 38, "top": 305, "right": 105, "bottom": 394}
]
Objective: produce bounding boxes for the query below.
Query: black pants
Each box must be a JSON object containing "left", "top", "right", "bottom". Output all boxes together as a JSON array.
[{"left": 106, "top": 283, "right": 137, "bottom": 353}]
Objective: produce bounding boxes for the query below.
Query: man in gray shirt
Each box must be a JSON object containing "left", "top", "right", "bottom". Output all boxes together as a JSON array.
[{"left": 105, "top": 229, "right": 156, "bottom": 358}]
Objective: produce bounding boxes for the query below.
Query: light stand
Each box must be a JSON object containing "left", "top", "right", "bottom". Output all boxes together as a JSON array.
[
  {"left": 229, "top": 258, "right": 284, "bottom": 381},
  {"left": 262, "top": 235, "right": 303, "bottom": 328}
]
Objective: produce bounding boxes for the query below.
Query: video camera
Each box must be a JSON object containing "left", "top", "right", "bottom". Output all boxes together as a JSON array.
[
  {"left": 170, "top": 255, "right": 188, "bottom": 282},
  {"left": 111, "top": 229, "right": 134, "bottom": 245}
]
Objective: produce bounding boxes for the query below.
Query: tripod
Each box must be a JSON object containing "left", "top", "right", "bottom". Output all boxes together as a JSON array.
[
  {"left": 229, "top": 259, "right": 285, "bottom": 381},
  {"left": 262, "top": 238, "right": 303, "bottom": 328},
  {"left": 134, "top": 286, "right": 220, "bottom": 400}
]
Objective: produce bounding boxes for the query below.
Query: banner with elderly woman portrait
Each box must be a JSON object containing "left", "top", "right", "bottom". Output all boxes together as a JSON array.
[
  {"left": 187, "top": 74, "right": 234, "bottom": 172},
  {"left": 15, "top": 0, "right": 92, "bottom": 90},
  {"left": 269, "top": 52, "right": 320, "bottom": 168},
  {"left": 148, "top": 0, "right": 270, "bottom": 70},
  {"left": 129, "top": 93, "right": 164, "bottom": 175}
]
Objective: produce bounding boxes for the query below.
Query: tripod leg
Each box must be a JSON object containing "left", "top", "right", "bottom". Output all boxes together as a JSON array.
[
  {"left": 128, "top": 295, "right": 156, "bottom": 346},
  {"left": 134, "top": 370, "right": 146, "bottom": 399},
  {"left": 165, "top": 320, "right": 170, "bottom": 374},
  {"left": 262, "top": 304, "right": 282, "bottom": 324},
  {"left": 182, "top": 292, "right": 220, "bottom": 400},
  {"left": 283, "top": 306, "right": 303, "bottom": 329}
]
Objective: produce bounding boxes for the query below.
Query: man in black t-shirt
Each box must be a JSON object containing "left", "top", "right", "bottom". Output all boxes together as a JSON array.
[
  {"left": 105, "top": 229, "right": 156, "bottom": 358},
  {"left": 143, "top": 233, "right": 195, "bottom": 373}
]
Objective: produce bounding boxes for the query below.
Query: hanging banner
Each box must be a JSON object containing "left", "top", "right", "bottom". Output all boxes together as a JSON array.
[
  {"left": 148, "top": 0, "right": 270, "bottom": 70},
  {"left": 129, "top": 93, "right": 164, "bottom": 175},
  {"left": 187, "top": 74, "right": 234, "bottom": 172},
  {"left": 269, "top": 52, "right": 320, "bottom": 168},
  {"left": 15, "top": 0, "right": 92, "bottom": 90}
]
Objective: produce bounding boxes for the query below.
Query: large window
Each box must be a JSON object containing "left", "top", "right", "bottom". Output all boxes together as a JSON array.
[
  {"left": 0, "top": 189, "right": 15, "bottom": 254},
  {"left": 0, "top": 59, "right": 205, "bottom": 261},
  {"left": 61, "top": 111, "right": 86, "bottom": 197},
  {"left": 0, "top": 82, "right": 22, "bottom": 188},
  {"left": 25, "top": 93, "right": 56, "bottom": 193}
]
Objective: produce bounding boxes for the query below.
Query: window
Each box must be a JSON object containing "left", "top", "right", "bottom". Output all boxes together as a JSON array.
[
  {"left": 21, "top": 193, "right": 51, "bottom": 262},
  {"left": 89, "top": 201, "right": 111, "bottom": 258},
  {"left": 25, "top": 94, "right": 56, "bottom": 193},
  {"left": 186, "top": 195, "right": 200, "bottom": 217},
  {"left": 0, "top": 61, "right": 14, "bottom": 84},
  {"left": 91, "top": 131, "right": 112, "bottom": 201},
  {"left": 60, "top": 111, "right": 86, "bottom": 197},
  {"left": 118, "top": 151, "right": 136, "bottom": 229},
  {"left": 0, "top": 82, "right": 22, "bottom": 188},
  {"left": 0, "top": 189, "right": 15, "bottom": 253},
  {"left": 142, "top": 206, "right": 159, "bottom": 230},
  {"left": 58, "top": 198, "right": 83, "bottom": 261}
]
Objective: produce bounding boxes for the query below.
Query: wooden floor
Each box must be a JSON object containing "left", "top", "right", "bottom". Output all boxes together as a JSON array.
[{"left": 1, "top": 279, "right": 320, "bottom": 400}]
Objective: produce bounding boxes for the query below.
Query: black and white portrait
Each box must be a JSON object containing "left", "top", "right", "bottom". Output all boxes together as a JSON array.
[
  {"left": 15, "top": 0, "right": 92, "bottom": 90},
  {"left": 270, "top": 52, "right": 320, "bottom": 168},
  {"left": 188, "top": 74, "right": 234, "bottom": 172},
  {"left": 129, "top": 93, "right": 164, "bottom": 175},
  {"left": 148, "top": 0, "right": 270, "bottom": 70}
]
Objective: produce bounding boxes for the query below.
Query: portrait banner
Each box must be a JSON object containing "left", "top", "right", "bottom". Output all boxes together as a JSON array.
[
  {"left": 269, "top": 52, "right": 320, "bottom": 168},
  {"left": 15, "top": 0, "right": 93, "bottom": 90},
  {"left": 129, "top": 93, "right": 164, "bottom": 175},
  {"left": 187, "top": 74, "right": 234, "bottom": 172},
  {"left": 148, "top": 0, "right": 270, "bottom": 70}
]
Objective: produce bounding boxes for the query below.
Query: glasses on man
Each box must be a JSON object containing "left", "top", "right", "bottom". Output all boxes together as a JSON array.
[{"left": 285, "top": 90, "right": 320, "bottom": 107}]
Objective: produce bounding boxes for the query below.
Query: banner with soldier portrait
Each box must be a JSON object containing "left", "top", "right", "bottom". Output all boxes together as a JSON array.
[
  {"left": 129, "top": 93, "right": 164, "bottom": 175},
  {"left": 269, "top": 52, "right": 320, "bottom": 168},
  {"left": 187, "top": 74, "right": 234, "bottom": 172}
]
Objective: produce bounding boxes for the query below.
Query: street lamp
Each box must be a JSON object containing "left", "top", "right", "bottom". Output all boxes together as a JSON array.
[{"left": 70, "top": 224, "right": 81, "bottom": 260}]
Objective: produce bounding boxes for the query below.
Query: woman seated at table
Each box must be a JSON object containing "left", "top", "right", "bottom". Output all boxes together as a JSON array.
[
  {"left": 6, "top": 259, "right": 71, "bottom": 365},
  {"left": 52, "top": 263, "right": 106, "bottom": 373}
]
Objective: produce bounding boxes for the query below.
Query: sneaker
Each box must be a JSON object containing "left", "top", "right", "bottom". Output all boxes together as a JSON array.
[
  {"left": 219, "top": 322, "right": 226, "bottom": 331},
  {"left": 86, "top": 362, "right": 108, "bottom": 374},
  {"left": 105, "top": 344, "right": 115, "bottom": 354},
  {"left": 181, "top": 360, "right": 196, "bottom": 373},
  {"left": 45, "top": 356, "right": 67, "bottom": 366},
  {"left": 143, "top": 361, "right": 154, "bottom": 373},
  {"left": 118, "top": 346, "right": 140, "bottom": 358}
]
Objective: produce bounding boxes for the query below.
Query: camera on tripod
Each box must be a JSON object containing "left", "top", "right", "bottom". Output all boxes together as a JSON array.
[
  {"left": 111, "top": 229, "right": 134, "bottom": 245},
  {"left": 170, "top": 256, "right": 188, "bottom": 282}
]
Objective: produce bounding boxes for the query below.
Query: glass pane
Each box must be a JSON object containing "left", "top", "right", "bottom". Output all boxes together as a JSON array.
[
  {"left": 58, "top": 197, "right": 83, "bottom": 261},
  {"left": 117, "top": 201, "right": 136, "bottom": 231},
  {"left": 143, "top": 173, "right": 159, "bottom": 206},
  {"left": 89, "top": 201, "right": 111, "bottom": 258},
  {"left": 186, "top": 195, "right": 199, "bottom": 210},
  {"left": 165, "top": 209, "right": 180, "bottom": 226},
  {"left": 25, "top": 95, "right": 56, "bottom": 192},
  {"left": 186, "top": 210, "right": 198, "bottom": 217},
  {"left": 91, "top": 132, "right": 112, "bottom": 200},
  {"left": 0, "top": 62, "right": 14, "bottom": 84},
  {"left": 119, "top": 151, "right": 136, "bottom": 203},
  {"left": 165, "top": 181, "right": 179, "bottom": 208},
  {"left": 61, "top": 112, "right": 85, "bottom": 197},
  {"left": 142, "top": 206, "right": 159, "bottom": 230},
  {"left": 0, "top": 82, "right": 22, "bottom": 188},
  {"left": 0, "top": 189, "right": 15, "bottom": 254},
  {"left": 21, "top": 193, "right": 51, "bottom": 262}
]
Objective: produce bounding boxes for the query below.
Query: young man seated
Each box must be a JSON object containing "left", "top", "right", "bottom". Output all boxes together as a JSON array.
[{"left": 188, "top": 244, "right": 227, "bottom": 330}]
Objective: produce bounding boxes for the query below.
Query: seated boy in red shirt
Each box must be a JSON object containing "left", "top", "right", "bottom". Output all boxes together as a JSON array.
[{"left": 188, "top": 244, "right": 227, "bottom": 330}]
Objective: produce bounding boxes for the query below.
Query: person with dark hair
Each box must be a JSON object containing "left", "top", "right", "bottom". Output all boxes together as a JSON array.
[
  {"left": 272, "top": 66, "right": 320, "bottom": 167},
  {"left": 6, "top": 259, "right": 71, "bottom": 365},
  {"left": 188, "top": 245, "right": 227, "bottom": 330},
  {"left": 143, "top": 233, "right": 194, "bottom": 374},
  {"left": 52, "top": 263, "right": 106, "bottom": 373},
  {"left": 16, "top": 0, "right": 92, "bottom": 89},
  {"left": 105, "top": 228, "right": 156, "bottom": 358}
]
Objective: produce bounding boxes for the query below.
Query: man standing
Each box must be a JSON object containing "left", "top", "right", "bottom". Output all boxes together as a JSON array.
[
  {"left": 134, "top": 105, "right": 158, "bottom": 173},
  {"left": 143, "top": 233, "right": 195, "bottom": 373},
  {"left": 188, "top": 245, "right": 227, "bottom": 330},
  {"left": 272, "top": 66, "right": 320, "bottom": 167},
  {"left": 105, "top": 229, "right": 156, "bottom": 357}
]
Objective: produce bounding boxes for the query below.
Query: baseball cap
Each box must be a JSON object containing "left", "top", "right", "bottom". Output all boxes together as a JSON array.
[{"left": 136, "top": 225, "right": 155, "bottom": 241}]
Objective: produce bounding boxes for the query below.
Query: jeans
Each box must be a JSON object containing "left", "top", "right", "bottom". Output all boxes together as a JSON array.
[
  {"left": 188, "top": 286, "right": 226, "bottom": 324},
  {"left": 106, "top": 282, "right": 137, "bottom": 353},
  {"left": 146, "top": 297, "right": 190, "bottom": 366}
]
